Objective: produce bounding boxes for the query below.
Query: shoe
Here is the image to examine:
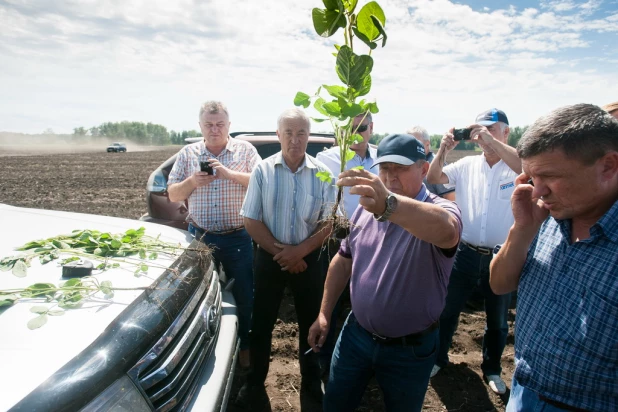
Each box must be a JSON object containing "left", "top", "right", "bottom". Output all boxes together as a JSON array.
[
  {"left": 485, "top": 374, "right": 507, "bottom": 395},
  {"left": 430, "top": 365, "right": 441, "bottom": 378},
  {"left": 235, "top": 382, "right": 268, "bottom": 409},
  {"left": 301, "top": 379, "right": 324, "bottom": 403}
]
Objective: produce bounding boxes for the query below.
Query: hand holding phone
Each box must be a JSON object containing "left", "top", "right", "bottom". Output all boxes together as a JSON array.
[{"left": 200, "top": 161, "right": 214, "bottom": 175}]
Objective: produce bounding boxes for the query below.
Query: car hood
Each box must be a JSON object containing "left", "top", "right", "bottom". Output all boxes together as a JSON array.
[{"left": 0, "top": 204, "right": 194, "bottom": 411}]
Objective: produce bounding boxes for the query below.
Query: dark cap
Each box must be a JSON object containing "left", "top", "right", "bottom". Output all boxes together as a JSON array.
[
  {"left": 476, "top": 108, "right": 509, "bottom": 126},
  {"left": 372, "top": 134, "right": 426, "bottom": 167}
]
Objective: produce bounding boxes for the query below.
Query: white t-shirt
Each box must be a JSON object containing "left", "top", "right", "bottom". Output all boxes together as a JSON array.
[{"left": 443, "top": 155, "right": 517, "bottom": 248}]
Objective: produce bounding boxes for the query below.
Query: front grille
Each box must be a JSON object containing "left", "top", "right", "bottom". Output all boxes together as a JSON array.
[{"left": 130, "top": 267, "right": 222, "bottom": 411}]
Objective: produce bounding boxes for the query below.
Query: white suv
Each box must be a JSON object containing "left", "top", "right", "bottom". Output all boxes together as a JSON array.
[{"left": 0, "top": 204, "right": 238, "bottom": 411}]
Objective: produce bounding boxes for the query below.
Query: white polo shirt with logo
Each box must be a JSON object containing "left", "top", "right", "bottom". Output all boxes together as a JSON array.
[{"left": 443, "top": 154, "right": 517, "bottom": 248}]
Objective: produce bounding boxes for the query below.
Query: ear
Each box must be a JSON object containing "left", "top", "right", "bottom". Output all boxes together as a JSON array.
[
  {"left": 421, "top": 161, "right": 430, "bottom": 178},
  {"left": 504, "top": 126, "right": 510, "bottom": 139},
  {"left": 369, "top": 122, "right": 374, "bottom": 134},
  {"left": 598, "top": 151, "right": 618, "bottom": 181}
]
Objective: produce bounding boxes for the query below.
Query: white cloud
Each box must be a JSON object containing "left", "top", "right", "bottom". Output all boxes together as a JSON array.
[{"left": 0, "top": 0, "right": 616, "bottom": 136}]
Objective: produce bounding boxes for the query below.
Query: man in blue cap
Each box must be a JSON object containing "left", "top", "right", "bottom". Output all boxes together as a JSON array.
[
  {"left": 308, "top": 134, "right": 462, "bottom": 411},
  {"left": 427, "top": 108, "right": 521, "bottom": 394}
]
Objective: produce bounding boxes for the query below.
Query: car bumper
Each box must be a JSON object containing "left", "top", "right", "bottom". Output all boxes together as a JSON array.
[{"left": 186, "top": 289, "right": 238, "bottom": 411}]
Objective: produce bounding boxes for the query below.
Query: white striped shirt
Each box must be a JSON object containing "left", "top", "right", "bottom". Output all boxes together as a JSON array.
[{"left": 241, "top": 152, "right": 336, "bottom": 245}]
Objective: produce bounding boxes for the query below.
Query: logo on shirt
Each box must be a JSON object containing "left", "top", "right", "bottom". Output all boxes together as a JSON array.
[{"left": 500, "top": 181, "right": 514, "bottom": 190}]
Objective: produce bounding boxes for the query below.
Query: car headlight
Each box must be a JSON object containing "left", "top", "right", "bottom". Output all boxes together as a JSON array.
[{"left": 81, "top": 375, "right": 151, "bottom": 412}]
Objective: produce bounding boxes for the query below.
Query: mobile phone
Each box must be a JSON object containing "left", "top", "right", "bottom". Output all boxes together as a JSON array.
[
  {"left": 453, "top": 128, "right": 472, "bottom": 141},
  {"left": 200, "top": 161, "right": 214, "bottom": 175}
]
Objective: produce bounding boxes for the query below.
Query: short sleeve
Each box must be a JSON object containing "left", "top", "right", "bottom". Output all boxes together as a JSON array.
[{"left": 240, "top": 164, "right": 264, "bottom": 221}]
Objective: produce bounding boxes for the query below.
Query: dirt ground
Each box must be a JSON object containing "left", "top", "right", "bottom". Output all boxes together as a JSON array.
[{"left": 0, "top": 145, "right": 514, "bottom": 411}]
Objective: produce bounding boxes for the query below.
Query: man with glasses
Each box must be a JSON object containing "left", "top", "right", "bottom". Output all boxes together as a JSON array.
[
  {"left": 167, "top": 100, "right": 260, "bottom": 371},
  {"left": 316, "top": 112, "right": 379, "bottom": 379}
]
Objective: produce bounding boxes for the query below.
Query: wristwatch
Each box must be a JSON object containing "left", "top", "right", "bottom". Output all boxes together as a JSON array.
[
  {"left": 493, "top": 244, "right": 502, "bottom": 255},
  {"left": 374, "top": 192, "right": 398, "bottom": 222}
]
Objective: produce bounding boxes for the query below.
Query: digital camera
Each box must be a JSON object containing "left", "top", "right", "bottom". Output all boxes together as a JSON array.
[
  {"left": 200, "top": 161, "right": 214, "bottom": 175},
  {"left": 453, "top": 128, "right": 472, "bottom": 141}
]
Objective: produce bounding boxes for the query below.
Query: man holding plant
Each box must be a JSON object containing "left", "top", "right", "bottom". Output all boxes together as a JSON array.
[
  {"left": 238, "top": 108, "right": 335, "bottom": 406},
  {"left": 308, "top": 134, "right": 462, "bottom": 411}
]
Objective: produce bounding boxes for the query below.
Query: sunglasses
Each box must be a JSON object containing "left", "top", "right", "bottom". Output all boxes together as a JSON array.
[{"left": 354, "top": 124, "right": 370, "bottom": 133}]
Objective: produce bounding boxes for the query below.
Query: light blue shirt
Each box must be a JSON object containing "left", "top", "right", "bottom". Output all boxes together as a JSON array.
[
  {"left": 241, "top": 152, "right": 336, "bottom": 245},
  {"left": 316, "top": 145, "right": 378, "bottom": 218}
]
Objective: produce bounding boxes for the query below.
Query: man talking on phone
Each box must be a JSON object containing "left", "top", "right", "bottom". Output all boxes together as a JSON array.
[
  {"left": 167, "top": 100, "right": 261, "bottom": 370},
  {"left": 426, "top": 108, "right": 521, "bottom": 394}
]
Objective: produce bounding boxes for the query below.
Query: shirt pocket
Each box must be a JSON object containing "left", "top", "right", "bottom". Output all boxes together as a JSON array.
[
  {"left": 577, "top": 289, "right": 618, "bottom": 363},
  {"left": 297, "top": 191, "right": 323, "bottom": 225},
  {"left": 497, "top": 178, "right": 515, "bottom": 201}
]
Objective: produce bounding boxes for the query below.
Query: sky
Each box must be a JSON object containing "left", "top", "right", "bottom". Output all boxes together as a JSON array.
[{"left": 1, "top": 0, "right": 616, "bottom": 137}]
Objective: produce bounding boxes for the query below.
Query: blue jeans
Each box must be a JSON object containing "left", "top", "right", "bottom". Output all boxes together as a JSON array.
[
  {"left": 507, "top": 376, "right": 577, "bottom": 412},
  {"left": 437, "top": 243, "right": 511, "bottom": 376},
  {"left": 324, "top": 312, "right": 438, "bottom": 412},
  {"left": 189, "top": 224, "right": 254, "bottom": 350}
]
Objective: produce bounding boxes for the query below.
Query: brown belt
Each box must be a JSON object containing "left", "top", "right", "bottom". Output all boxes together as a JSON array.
[
  {"left": 352, "top": 313, "right": 439, "bottom": 346},
  {"left": 193, "top": 225, "right": 245, "bottom": 238},
  {"left": 538, "top": 395, "right": 588, "bottom": 412}
]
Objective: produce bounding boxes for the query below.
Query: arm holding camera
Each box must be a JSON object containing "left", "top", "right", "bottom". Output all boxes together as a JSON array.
[
  {"left": 427, "top": 128, "right": 457, "bottom": 185},
  {"left": 207, "top": 158, "right": 252, "bottom": 187},
  {"left": 168, "top": 172, "right": 217, "bottom": 202},
  {"left": 470, "top": 125, "right": 522, "bottom": 174}
]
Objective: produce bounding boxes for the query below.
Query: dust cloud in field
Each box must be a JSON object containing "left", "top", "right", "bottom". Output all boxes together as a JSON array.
[{"left": 0, "top": 132, "right": 177, "bottom": 156}]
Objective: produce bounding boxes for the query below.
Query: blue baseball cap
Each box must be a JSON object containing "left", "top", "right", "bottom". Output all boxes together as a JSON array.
[
  {"left": 372, "top": 134, "right": 426, "bottom": 167},
  {"left": 476, "top": 108, "right": 509, "bottom": 126}
]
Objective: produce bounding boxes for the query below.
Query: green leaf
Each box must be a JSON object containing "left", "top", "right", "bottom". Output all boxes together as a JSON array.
[
  {"left": 316, "top": 171, "right": 333, "bottom": 183},
  {"left": 148, "top": 252, "right": 158, "bottom": 260},
  {"left": 39, "top": 254, "right": 53, "bottom": 265},
  {"left": 62, "top": 278, "right": 82, "bottom": 288},
  {"left": 323, "top": 102, "right": 342, "bottom": 116},
  {"left": 366, "top": 101, "right": 379, "bottom": 114},
  {"left": 345, "top": 149, "right": 356, "bottom": 162},
  {"left": 293, "top": 91, "right": 311, "bottom": 108},
  {"left": 27, "top": 314, "right": 48, "bottom": 330},
  {"left": 111, "top": 239, "right": 122, "bottom": 249},
  {"left": 341, "top": 103, "right": 364, "bottom": 118},
  {"left": 22, "top": 283, "right": 56, "bottom": 298},
  {"left": 100, "top": 280, "right": 113, "bottom": 295},
  {"left": 335, "top": 46, "right": 373, "bottom": 91},
  {"left": 311, "top": 117, "right": 329, "bottom": 123},
  {"left": 322, "top": 84, "right": 348, "bottom": 100},
  {"left": 0, "top": 295, "right": 18, "bottom": 307},
  {"left": 313, "top": 97, "right": 329, "bottom": 117},
  {"left": 139, "top": 249, "right": 146, "bottom": 260},
  {"left": 30, "top": 305, "right": 48, "bottom": 314},
  {"left": 348, "top": 133, "right": 364, "bottom": 145},
  {"left": 12, "top": 260, "right": 28, "bottom": 278},
  {"left": 356, "top": 1, "right": 386, "bottom": 42},
  {"left": 343, "top": 0, "right": 358, "bottom": 13},
  {"left": 322, "top": 0, "right": 339, "bottom": 10},
  {"left": 352, "top": 26, "right": 377, "bottom": 50},
  {"left": 355, "top": 75, "right": 372, "bottom": 97},
  {"left": 61, "top": 256, "right": 80, "bottom": 265},
  {"left": 370, "top": 15, "right": 387, "bottom": 47},
  {"left": 351, "top": 165, "right": 365, "bottom": 170},
  {"left": 312, "top": 7, "right": 346, "bottom": 37},
  {"left": 140, "top": 264, "right": 149, "bottom": 272},
  {"left": 48, "top": 309, "right": 65, "bottom": 316},
  {"left": 94, "top": 247, "right": 103, "bottom": 256}
]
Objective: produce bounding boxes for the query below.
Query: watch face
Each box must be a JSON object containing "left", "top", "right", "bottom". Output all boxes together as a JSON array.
[{"left": 386, "top": 194, "right": 397, "bottom": 210}]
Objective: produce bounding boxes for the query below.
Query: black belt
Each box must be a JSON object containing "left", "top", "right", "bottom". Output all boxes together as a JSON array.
[
  {"left": 462, "top": 241, "right": 493, "bottom": 256},
  {"left": 193, "top": 225, "right": 245, "bottom": 238},
  {"left": 538, "top": 395, "right": 589, "bottom": 412},
  {"left": 352, "top": 313, "right": 439, "bottom": 346}
]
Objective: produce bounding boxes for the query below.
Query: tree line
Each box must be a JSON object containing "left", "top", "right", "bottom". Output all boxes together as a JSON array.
[{"left": 73, "top": 122, "right": 201, "bottom": 145}]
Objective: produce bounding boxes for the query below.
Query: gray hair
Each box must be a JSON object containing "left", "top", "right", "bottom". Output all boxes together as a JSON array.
[
  {"left": 517, "top": 104, "right": 618, "bottom": 164},
  {"left": 199, "top": 101, "right": 229, "bottom": 120},
  {"left": 356, "top": 112, "right": 373, "bottom": 124},
  {"left": 277, "top": 108, "right": 311, "bottom": 132},
  {"left": 406, "top": 126, "right": 430, "bottom": 143}
]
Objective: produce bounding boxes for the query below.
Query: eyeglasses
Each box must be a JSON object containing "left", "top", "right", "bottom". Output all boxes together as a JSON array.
[{"left": 354, "top": 124, "right": 370, "bottom": 133}]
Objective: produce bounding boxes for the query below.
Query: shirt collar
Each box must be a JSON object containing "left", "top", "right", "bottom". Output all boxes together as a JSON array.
[
  {"left": 199, "top": 136, "right": 234, "bottom": 156},
  {"left": 413, "top": 183, "right": 430, "bottom": 202},
  {"left": 555, "top": 198, "right": 618, "bottom": 243},
  {"left": 274, "top": 152, "right": 316, "bottom": 171}
]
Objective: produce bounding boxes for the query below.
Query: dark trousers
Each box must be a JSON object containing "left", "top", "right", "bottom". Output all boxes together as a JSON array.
[
  {"left": 189, "top": 224, "right": 254, "bottom": 350},
  {"left": 437, "top": 243, "right": 511, "bottom": 375},
  {"left": 248, "top": 246, "right": 324, "bottom": 386}
]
